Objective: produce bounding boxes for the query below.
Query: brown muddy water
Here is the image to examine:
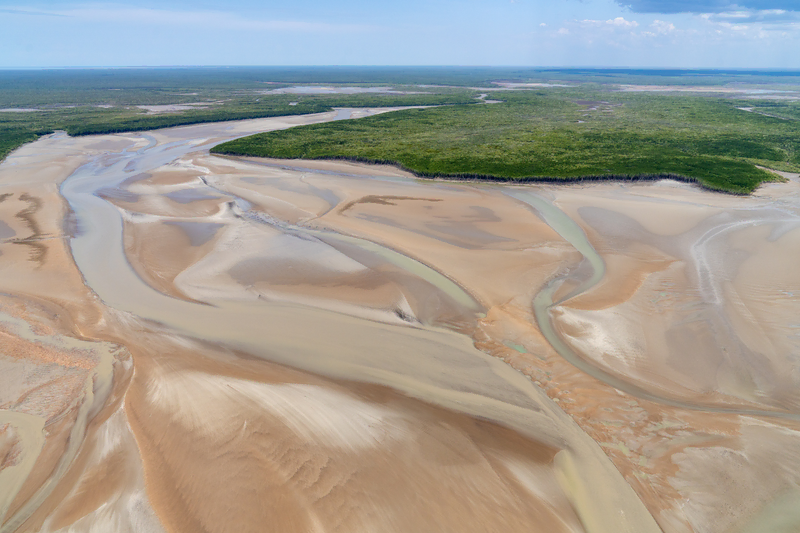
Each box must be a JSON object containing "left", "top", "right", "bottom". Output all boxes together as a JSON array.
[{"left": 1, "top": 108, "right": 799, "bottom": 533}]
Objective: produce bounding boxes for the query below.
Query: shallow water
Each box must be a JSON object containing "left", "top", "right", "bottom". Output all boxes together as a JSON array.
[
  {"left": 5, "top": 109, "right": 800, "bottom": 533},
  {"left": 0, "top": 312, "right": 121, "bottom": 533},
  {"left": 509, "top": 188, "right": 800, "bottom": 420},
  {"left": 53, "top": 115, "right": 661, "bottom": 533}
]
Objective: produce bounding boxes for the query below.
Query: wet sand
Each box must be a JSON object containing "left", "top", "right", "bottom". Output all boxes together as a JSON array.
[{"left": 0, "top": 110, "right": 798, "bottom": 533}]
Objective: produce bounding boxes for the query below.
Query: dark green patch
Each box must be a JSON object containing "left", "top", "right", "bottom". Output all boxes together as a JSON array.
[
  {"left": 214, "top": 90, "right": 799, "bottom": 194},
  {"left": 3, "top": 68, "right": 799, "bottom": 195}
]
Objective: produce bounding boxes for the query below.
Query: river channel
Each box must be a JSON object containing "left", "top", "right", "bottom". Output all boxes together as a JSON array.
[{"left": 2, "top": 108, "right": 800, "bottom": 533}]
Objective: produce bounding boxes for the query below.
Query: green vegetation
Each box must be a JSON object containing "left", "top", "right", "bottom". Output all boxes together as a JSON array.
[
  {"left": 213, "top": 89, "right": 800, "bottom": 194},
  {"left": 0, "top": 67, "right": 478, "bottom": 161},
  {"left": 0, "top": 128, "right": 41, "bottom": 162},
  {"left": 3, "top": 67, "right": 800, "bottom": 194}
]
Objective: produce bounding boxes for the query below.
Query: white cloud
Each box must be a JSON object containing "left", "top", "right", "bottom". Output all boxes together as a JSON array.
[
  {"left": 713, "top": 11, "right": 752, "bottom": 20},
  {"left": 651, "top": 19, "right": 676, "bottom": 33},
  {"left": 1, "top": 4, "right": 374, "bottom": 33},
  {"left": 702, "top": 7, "right": 800, "bottom": 25},
  {"left": 578, "top": 16, "right": 639, "bottom": 29},
  {"left": 608, "top": 16, "right": 640, "bottom": 28},
  {"left": 699, "top": 8, "right": 800, "bottom": 35}
]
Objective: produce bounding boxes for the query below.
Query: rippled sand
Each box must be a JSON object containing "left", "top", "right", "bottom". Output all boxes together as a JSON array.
[{"left": 1, "top": 110, "right": 799, "bottom": 533}]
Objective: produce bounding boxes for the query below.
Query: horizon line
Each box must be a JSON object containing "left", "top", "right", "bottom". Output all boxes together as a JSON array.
[{"left": 1, "top": 65, "right": 800, "bottom": 72}]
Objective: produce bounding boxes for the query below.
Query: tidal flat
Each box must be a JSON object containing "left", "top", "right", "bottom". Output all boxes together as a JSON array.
[{"left": 0, "top": 105, "right": 799, "bottom": 533}]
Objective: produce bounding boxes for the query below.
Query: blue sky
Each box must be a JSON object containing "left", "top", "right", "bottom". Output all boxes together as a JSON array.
[{"left": 1, "top": 0, "right": 798, "bottom": 68}]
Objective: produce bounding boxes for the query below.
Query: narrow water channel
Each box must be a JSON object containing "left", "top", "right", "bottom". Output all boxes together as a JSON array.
[
  {"left": 507, "top": 188, "right": 800, "bottom": 421},
  {"left": 56, "top": 115, "right": 663, "bottom": 533}
]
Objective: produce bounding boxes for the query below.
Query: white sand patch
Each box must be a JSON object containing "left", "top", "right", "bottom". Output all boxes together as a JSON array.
[
  {"left": 41, "top": 409, "right": 166, "bottom": 533},
  {"left": 493, "top": 82, "right": 574, "bottom": 89},
  {"left": 262, "top": 86, "right": 421, "bottom": 95},
  {"left": 553, "top": 306, "right": 645, "bottom": 370},
  {"left": 136, "top": 103, "right": 220, "bottom": 114},
  {"left": 147, "top": 371, "right": 402, "bottom": 451}
]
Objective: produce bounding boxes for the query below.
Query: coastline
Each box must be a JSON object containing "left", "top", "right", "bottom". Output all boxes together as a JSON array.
[{"left": 211, "top": 152, "right": 778, "bottom": 195}]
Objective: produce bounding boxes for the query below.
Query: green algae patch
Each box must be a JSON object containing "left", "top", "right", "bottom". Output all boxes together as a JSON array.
[{"left": 503, "top": 340, "right": 529, "bottom": 354}]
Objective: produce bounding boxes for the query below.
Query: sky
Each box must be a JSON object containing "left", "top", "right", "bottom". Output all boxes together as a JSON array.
[{"left": 0, "top": 0, "right": 798, "bottom": 68}]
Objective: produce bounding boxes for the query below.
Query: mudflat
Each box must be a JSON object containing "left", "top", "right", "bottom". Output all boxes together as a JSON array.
[{"left": 1, "top": 109, "right": 798, "bottom": 533}]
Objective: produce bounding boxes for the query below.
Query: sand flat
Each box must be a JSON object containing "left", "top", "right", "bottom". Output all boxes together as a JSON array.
[{"left": 0, "top": 112, "right": 798, "bottom": 533}]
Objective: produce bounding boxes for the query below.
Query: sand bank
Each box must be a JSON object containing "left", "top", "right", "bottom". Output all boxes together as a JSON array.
[{"left": 1, "top": 111, "right": 799, "bottom": 533}]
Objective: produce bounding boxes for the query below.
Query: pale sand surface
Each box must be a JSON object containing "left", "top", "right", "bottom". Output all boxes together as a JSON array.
[
  {"left": 261, "top": 86, "right": 423, "bottom": 95},
  {"left": 0, "top": 111, "right": 798, "bottom": 533},
  {"left": 136, "top": 103, "right": 220, "bottom": 114},
  {"left": 617, "top": 85, "right": 800, "bottom": 97}
]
